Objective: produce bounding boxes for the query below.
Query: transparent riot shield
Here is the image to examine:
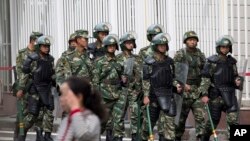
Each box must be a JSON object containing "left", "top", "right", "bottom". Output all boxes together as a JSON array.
[
  {"left": 174, "top": 62, "right": 189, "bottom": 125},
  {"left": 236, "top": 58, "right": 248, "bottom": 120}
]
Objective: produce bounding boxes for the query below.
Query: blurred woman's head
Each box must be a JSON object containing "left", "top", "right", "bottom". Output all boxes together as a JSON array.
[{"left": 60, "top": 76, "right": 107, "bottom": 121}]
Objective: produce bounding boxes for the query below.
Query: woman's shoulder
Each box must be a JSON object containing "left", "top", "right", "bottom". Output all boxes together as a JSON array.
[{"left": 83, "top": 110, "right": 100, "bottom": 124}]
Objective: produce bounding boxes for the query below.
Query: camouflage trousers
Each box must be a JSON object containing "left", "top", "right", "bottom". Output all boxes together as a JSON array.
[
  {"left": 23, "top": 93, "right": 54, "bottom": 132},
  {"left": 204, "top": 97, "right": 238, "bottom": 139},
  {"left": 175, "top": 97, "right": 206, "bottom": 138},
  {"left": 14, "top": 94, "right": 44, "bottom": 138},
  {"left": 102, "top": 92, "right": 127, "bottom": 137},
  {"left": 141, "top": 101, "right": 176, "bottom": 140},
  {"left": 123, "top": 89, "right": 141, "bottom": 135}
]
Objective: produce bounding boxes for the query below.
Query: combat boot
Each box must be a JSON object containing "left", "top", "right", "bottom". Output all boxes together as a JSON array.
[
  {"left": 199, "top": 135, "right": 210, "bottom": 141},
  {"left": 35, "top": 127, "right": 44, "bottom": 141},
  {"left": 112, "top": 136, "right": 122, "bottom": 141},
  {"left": 131, "top": 133, "right": 137, "bottom": 141},
  {"left": 17, "top": 129, "right": 27, "bottom": 141},
  {"left": 175, "top": 136, "right": 181, "bottom": 141},
  {"left": 17, "top": 135, "right": 26, "bottom": 141},
  {"left": 13, "top": 122, "right": 19, "bottom": 141},
  {"left": 159, "top": 134, "right": 167, "bottom": 141},
  {"left": 44, "top": 132, "right": 54, "bottom": 141},
  {"left": 106, "top": 129, "right": 113, "bottom": 141}
]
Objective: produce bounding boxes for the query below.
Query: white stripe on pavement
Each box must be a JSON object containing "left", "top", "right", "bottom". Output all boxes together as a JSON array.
[
  {"left": 0, "top": 130, "right": 159, "bottom": 141},
  {"left": 0, "top": 137, "right": 13, "bottom": 141}
]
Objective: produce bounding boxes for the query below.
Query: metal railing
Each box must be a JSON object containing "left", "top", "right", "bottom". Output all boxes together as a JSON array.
[{"left": 0, "top": 43, "right": 12, "bottom": 95}]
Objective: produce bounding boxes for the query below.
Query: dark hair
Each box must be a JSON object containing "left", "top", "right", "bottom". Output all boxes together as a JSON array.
[
  {"left": 75, "top": 36, "right": 88, "bottom": 43},
  {"left": 65, "top": 76, "right": 108, "bottom": 122},
  {"left": 68, "top": 39, "right": 76, "bottom": 45},
  {"left": 29, "top": 36, "right": 37, "bottom": 43}
]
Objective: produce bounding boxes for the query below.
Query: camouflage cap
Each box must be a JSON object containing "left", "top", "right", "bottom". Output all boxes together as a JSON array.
[
  {"left": 68, "top": 33, "right": 77, "bottom": 41},
  {"left": 75, "top": 29, "right": 89, "bottom": 39},
  {"left": 30, "top": 31, "right": 43, "bottom": 39}
]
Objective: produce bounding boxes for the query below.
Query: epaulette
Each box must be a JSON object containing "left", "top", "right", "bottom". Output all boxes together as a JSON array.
[
  {"left": 18, "top": 48, "right": 27, "bottom": 54},
  {"left": 139, "top": 46, "right": 150, "bottom": 52}
]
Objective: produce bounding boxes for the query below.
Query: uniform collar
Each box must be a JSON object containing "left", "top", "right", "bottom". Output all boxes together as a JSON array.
[
  {"left": 122, "top": 51, "right": 133, "bottom": 58},
  {"left": 105, "top": 54, "right": 116, "bottom": 61}
]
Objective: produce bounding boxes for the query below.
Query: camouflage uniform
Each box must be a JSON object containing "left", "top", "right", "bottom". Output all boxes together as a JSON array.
[
  {"left": 141, "top": 33, "right": 177, "bottom": 141},
  {"left": 13, "top": 32, "right": 44, "bottom": 141},
  {"left": 174, "top": 31, "right": 206, "bottom": 140},
  {"left": 138, "top": 24, "right": 165, "bottom": 138},
  {"left": 55, "top": 33, "right": 77, "bottom": 86},
  {"left": 88, "top": 22, "right": 111, "bottom": 60},
  {"left": 18, "top": 36, "right": 55, "bottom": 141},
  {"left": 63, "top": 49, "right": 92, "bottom": 80},
  {"left": 200, "top": 35, "right": 241, "bottom": 141},
  {"left": 116, "top": 32, "right": 142, "bottom": 140},
  {"left": 92, "top": 34, "right": 126, "bottom": 141}
]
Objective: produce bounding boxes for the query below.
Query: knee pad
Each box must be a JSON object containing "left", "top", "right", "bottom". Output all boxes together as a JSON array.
[{"left": 28, "top": 95, "right": 40, "bottom": 116}]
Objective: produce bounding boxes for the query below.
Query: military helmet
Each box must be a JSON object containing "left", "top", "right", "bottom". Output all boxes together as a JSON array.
[
  {"left": 35, "top": 36, "right": 52, "bottom": 52},
  {"left": 215, "top": 35, "right": 234, "bottom": 54},
  {"left": 30, "top": 31, "right": 43, "bottom": 40},
  {"left": 119, "top": 31, "right": 137, "bottom": 51},
  {"left": 75, "top": 29, "right": 89, "bottom": 39},
  {"left": 183, "top": 31, "right": 199, "bottom": 43},
  {"left": 102, "top": 34, "right": 119, "bottom": 50},
  {"left": 146, "top": 24, "right": 164, "bottom": 41},
  {"left": 93, "top": 22, "right": 112, "bottom": 38},
  {"left": 37, "top": 36, "right": 52, "bottom": 46},
  {"left": 151, "top": 33, "right": 171, "bottom": 51}
]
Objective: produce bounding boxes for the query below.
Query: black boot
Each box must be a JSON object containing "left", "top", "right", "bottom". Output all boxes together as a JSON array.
[
  {"left": 13, "top": 122, "right": 19, "bottom": 141},
  {"left": 131, "top": 133, "right": 137, "bottom": 141},
  {"left": 44, "top": 132, "right": 54, "bottom": 141},
  {"left": 17, "top": 129, "right": 27, "bottom": 141},
  {"left": 17, "top": 135, "right": 26, "bottom": 141},
  {"left": 112, "top": 136, "right": 122, "bottom": 141},
  {"left": 199, "top": 135, "right": 210, "bottom": 141},
  {"left": 159, "top": 135, "right": 174, "bottom": 141},
  {"left": 159, "top": 134, "right": 167, "bottom": 141},
  {"left": 106, "top": 130, "right": 113, "bottom": 141},
  {"left": 175, "top": 136, "right": 181, "bottom": 141},
  {"left": 35, "top": 127, "right": 44, "bottom": 141}
]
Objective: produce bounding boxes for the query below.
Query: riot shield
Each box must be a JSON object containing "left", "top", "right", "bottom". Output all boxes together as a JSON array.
[
  {"left": 174, "top": 62, "right": 189, "bottom": 125},
  {"left": 51, "top": 86, "right": 60, "bottom": 120},
  {"left": 236, "top": 58, "right": 248, "bottom": 123}
]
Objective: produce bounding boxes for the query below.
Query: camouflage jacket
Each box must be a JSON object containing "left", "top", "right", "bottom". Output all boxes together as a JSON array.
[
  {"left": 116, "top": 52, "right": 142, "bottom": 97},
  {"left": 57, "top": 49, "right": 93, "bottom": 85},
  {"left": 55, "top": 48, "right": 75, "bottom": 86},
  {"left": 15, "top": 47, "right": 35, "bottom": 93},
  {"left": 16, "top": 47, "right": 34, "bottom": 79},
  {"left": 138, "top": 45, "right": 151, "bottom": 60},
  {"left": 199, "top": 54, "right": 239, "bottom": 96},
  {"left": 174, "top": 47, "right": 206, "bottom": 99},
  {"left": 92, "top": 54, "right": 123, "bottom": 100}
]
